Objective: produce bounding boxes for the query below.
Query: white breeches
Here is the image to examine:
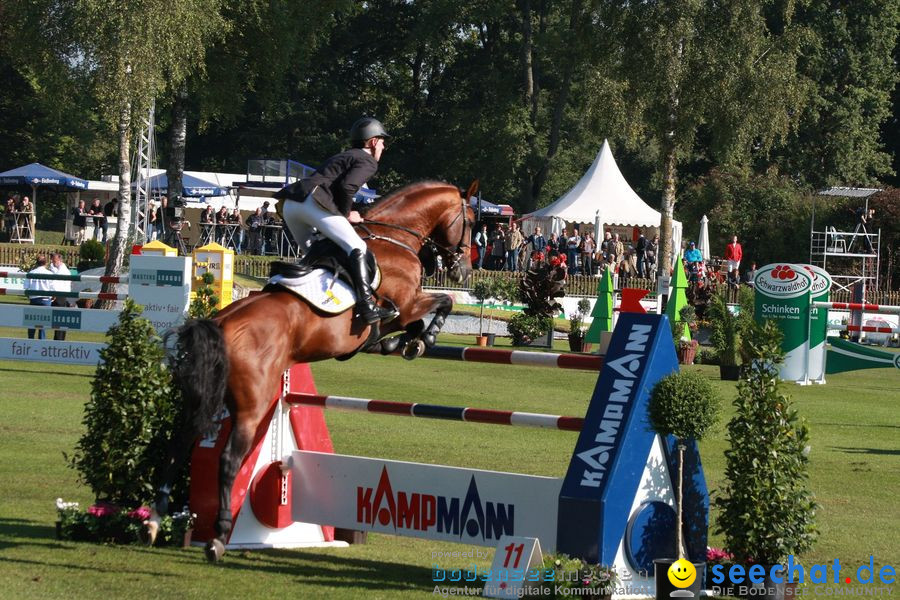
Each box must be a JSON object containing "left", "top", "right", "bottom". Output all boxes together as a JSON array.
[{"left": 282, "top": 194, "right": 366, "bottom": 256}]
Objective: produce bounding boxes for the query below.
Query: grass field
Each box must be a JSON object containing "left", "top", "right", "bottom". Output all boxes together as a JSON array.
[{"left": 0, "top": 332, "right": 897, "bottom": 599}]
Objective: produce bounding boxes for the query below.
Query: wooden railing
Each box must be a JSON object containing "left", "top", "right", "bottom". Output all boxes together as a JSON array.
[{"left": 0, "top": 244, "right": 80, "bottom": 269}]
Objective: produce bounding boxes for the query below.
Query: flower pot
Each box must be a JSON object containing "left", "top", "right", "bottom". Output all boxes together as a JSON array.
[
  {"left": 568, "top": 333, "right": 585, "bottom": 352},
  {"left": 476, "top": 335, "right": 488, "bottom": 347},
  {"left": 719, "top": 364, "right": 740, "bottom": 380},
  {"left": 705, "top": 563, "right": 739, "bottom": 598},
  {"left": 486, "top": 333, "right": 497, "bottom": 346},
  {"left": 654, "top": 559, "right": 705, "bottom": 600},
  {"left": 677, "top": 340, "right": 699, "bottom": 365}
]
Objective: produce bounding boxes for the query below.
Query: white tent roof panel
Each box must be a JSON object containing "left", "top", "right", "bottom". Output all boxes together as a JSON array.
[{"left": 527, "top": 140, "right": 668, "bottom": 228}]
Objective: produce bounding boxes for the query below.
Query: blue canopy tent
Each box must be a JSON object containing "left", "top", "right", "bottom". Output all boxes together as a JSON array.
[
  {"left": 0, "top": 162, "right": 89, "bottom": 191},
  {"left": 0, "top": 163, "right": 90, "bottom": 242},
  {"left": 469, "top": 196, "right": 514, "bottom": 218},
  {"left": 133, "top": 172, "right": 229, "bottom": 197}
]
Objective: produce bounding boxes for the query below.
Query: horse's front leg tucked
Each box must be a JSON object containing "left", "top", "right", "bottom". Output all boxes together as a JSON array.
[
  {"left": 402, "top": 292, "right": 453, "bottom": 349},
  {"left": 420, "top": 293, "right": 453, "bottom": 347}
]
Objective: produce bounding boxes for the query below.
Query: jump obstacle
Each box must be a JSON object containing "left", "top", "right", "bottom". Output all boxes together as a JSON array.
[
  {"left": 286, "top": 393, "right": 585, "bottom": 431},
  {"left": 189, "top": 313, "right": 708, "bottom": 594},
  {"left": 399, "top": 344, "right": 604, "bottom": 371}
]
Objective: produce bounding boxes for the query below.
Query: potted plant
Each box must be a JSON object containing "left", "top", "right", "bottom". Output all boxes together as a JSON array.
[
  {"left": 517, "top": 256, "right": 567, "bottom": 348},
  {"left": 714, "top": 320, "right": 817, "bottom": 600},
  {"left": 491, "top": 276, "right": 519, "bottom": 345},
  {"left": 471, "top": 278, "right": 495, "bottom": 346},
  {"left": 707, "top": 293, "right": 740, "bottom": 379},
  {"left": 568, "top": 298, "right": 592, "bottom": 352},
  {"left": 508, "top": 313, "right": 550, "bottom": 347},
  {"left": 648, "top": 370, "right": 721, "bottom": 600},
  {"left": 540, "top": 553, "right": 619, "bottom": 599},
  {"left": 672, "top": 305, "right": 699, "bottom": 365}
]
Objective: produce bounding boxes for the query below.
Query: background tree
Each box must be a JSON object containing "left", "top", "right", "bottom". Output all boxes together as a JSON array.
[
  {"left": 67, "top": 0, "right": 225, "bottom": 288},
  {"left": 608, "top": 0, "right": 808, "bottom": 270},
  {"left": 774, "top": 0, "right": 899, "bottom": 187}
]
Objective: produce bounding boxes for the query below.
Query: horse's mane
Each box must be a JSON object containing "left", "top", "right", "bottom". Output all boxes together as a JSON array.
[{"left": 364, "top": 181, "right": 460, "bottom": 218}]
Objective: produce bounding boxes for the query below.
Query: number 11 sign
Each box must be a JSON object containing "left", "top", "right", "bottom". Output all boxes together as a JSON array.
[{"left": 483, "top": 536, "right": 544, "bottom": 599}]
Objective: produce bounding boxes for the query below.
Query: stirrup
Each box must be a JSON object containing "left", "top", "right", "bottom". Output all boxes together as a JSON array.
[{"left": 358, "top": 301, "right": 399, "bottom": 325}]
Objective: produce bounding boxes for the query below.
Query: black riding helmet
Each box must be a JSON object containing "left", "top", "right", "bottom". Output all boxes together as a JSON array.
[{"left": 349, "top": 117, "right": 391, "bottom": 144}]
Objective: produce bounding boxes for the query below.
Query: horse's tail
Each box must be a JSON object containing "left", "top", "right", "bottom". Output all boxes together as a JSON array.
[{"left": 170, "top": 319, "right": 229, "bottom": 438}]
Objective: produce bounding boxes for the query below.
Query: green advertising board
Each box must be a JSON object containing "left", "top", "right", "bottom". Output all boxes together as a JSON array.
[
  {"left": 754, "top": 264, "right": 813, "bottom": 382},
  {"left": 802, "top": 265, "right": 832, "bottom": 383}
]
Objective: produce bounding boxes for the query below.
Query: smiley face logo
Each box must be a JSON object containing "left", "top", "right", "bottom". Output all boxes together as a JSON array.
[{"left": 667, "top": 558, "right": 697, "bottom": 588}]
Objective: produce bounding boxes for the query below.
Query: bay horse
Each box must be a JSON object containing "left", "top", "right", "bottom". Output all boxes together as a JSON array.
[{"left": 146, "top": 181, "right": 474, "bottom": 560}]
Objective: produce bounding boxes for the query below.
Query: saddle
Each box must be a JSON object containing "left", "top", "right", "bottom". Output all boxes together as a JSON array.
[{"left": 265, "top": 239, "right": 384, "bottom": 316}]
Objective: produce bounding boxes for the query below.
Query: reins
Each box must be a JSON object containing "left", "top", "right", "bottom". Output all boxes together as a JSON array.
[{"left": 354, "top": 194, "right": 470, "bottom": 270}]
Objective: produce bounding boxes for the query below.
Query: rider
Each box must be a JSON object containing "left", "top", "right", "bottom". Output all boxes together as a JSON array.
[{"left": 275, "top": 117, "right": 398, "bottom": 325}]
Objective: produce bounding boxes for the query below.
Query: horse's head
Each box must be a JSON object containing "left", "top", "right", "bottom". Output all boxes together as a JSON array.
[
  {"left": 365, "top": 182, "right": 474, "bottom": 283},
  {"left": 428, "top": 191, "right": 473, "bottom": 284}
]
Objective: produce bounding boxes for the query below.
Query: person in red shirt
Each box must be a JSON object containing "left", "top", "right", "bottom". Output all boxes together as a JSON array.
[{"left": 725, "top": 235, "right": 743, "bottom": 285}]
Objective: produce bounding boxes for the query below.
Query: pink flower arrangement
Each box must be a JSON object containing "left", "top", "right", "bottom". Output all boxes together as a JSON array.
[
  {"left": 127, "top": 506, "right": 151, "bottom": 521},
  {"left": 706, "top": 547, "right": 734, "bottom": 564},
  {"left": 86, "top": 502, "right": 120, "bottom": 518}
]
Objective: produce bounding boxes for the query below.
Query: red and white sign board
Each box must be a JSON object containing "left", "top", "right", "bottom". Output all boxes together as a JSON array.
[
  {"left": 189, "top": 363, "right": 346, "bottom": 549},
  {"left": 290, "top": 451, "right": 562, "bottom": 550}
]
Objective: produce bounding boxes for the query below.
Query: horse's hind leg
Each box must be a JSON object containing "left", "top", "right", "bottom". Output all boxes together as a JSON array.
[{"left": 206, "top": 417, "right": 257, "bottom": 562}]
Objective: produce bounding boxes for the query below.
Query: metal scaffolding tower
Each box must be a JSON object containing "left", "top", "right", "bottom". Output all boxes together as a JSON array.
[
  {"left": 810, "top": 187, "right": 882, "bottom": 339},
  {"left": 131, "top": 102, "right": 156, "bottom": 243}
]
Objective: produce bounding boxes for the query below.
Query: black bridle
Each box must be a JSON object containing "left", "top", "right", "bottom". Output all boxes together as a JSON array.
[{"left": 355, "top": 195, "right": 472, "bottom": 273}]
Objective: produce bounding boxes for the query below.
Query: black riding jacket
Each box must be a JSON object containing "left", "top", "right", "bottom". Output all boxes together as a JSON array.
[{"left": 275, "top": 148, "right": 377, "bottom": 217}]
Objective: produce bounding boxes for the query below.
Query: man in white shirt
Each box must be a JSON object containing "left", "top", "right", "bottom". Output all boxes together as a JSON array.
[
  {"left": 24, "top": 255, "right": 55, "bottom": 339},
  {"left": 49, "top": 252, "right": 72, "bottom": 340}
]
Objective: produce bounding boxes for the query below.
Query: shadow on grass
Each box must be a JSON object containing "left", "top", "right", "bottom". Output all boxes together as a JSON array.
[
  {"left": 815, "top": 422, "right": 900, "bottom": 430},
  {"left": 135, "top": 545, "right": 436, "bottom": 593},
  {"left": 831, "top": 447, "right": 900, "bottom": 456},
  {"left": 0, "top": 517, "right": 58, "bottom": 549},
  {"left": 0, "top": 554, "right": 180, "bottom": 578},
  {"left": 0, "top": 367, "right": 93, "bottom": 379}
]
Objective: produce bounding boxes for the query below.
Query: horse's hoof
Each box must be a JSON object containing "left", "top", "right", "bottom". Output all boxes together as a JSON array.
[
  {"left": 205, "top": 539, "right": 225, "bottom": 562},
  {"left": 402, "top": 339, "right": 425, "bottom": 360},
  {"left": 422, "top": 332, "right": 437, "bottom": 347}
]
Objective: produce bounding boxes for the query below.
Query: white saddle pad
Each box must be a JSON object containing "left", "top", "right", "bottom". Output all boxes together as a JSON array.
[{"left": 268, "top": 267, "right": 381, "bottom": 315}]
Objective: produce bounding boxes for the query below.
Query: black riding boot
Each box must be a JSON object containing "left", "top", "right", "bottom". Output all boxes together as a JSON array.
[{"left": 349, "top": 249, "right": 398, "bottom": 324}]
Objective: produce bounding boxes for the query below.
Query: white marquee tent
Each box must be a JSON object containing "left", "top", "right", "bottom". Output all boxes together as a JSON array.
[{"left": 521, "top": 139, "right": 682, "bottom": 262}]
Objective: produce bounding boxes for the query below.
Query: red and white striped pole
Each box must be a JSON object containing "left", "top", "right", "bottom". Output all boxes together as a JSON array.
[{"left": 285, "top": 392, "right": 585, "bottom": 432}]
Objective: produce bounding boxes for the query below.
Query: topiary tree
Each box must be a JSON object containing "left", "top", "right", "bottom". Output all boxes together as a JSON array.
[
  {"left": 648, "top": 370, "right": 720, "bottom": 558},
  {"left": 67, "top": 299, "right": 186, "bottom": 506},
  {"left": 189, "top": 271, "right": 220, "bottom": 319},
  {"left": 715, "top": 320, "right": 818, "bottom": 565},
  {"left": 77, "top": 239, "right": 106, "bottom": 272}
]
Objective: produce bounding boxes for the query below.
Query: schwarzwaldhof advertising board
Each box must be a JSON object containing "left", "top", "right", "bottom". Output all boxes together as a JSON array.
[
  {"left": 802, "top": 265, "right": 832, "bottom": 383},
  {"left": 754, "top": 264, "right": 813, "bottom": 382}
]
